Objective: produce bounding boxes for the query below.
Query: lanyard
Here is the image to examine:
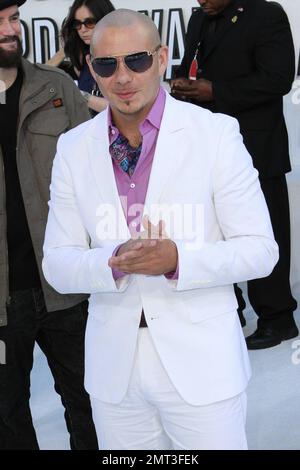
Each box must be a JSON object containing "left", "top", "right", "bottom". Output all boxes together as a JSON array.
[{"left": 189, "top": 40, "right": 201, "bottom": 80}]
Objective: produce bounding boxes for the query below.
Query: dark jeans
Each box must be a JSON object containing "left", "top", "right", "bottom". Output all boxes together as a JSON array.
[{"left": 0, "top": 288, "right": 98, "bottom": 450}]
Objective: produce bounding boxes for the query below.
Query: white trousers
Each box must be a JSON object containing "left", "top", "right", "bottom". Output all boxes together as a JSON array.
[{"left": 91, "top": 328, "right": 248, "bottom": 450}]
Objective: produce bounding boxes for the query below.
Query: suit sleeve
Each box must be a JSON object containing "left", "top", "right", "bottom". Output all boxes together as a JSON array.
[
  {"left": 42, "top": 141, "right": 129, "bottom": 295},
  {"left": 174, "top": 117, "right": 279, "bottom": 292},
  {"left": 213, "top": 4, "right": 295, "bottom": 113}
]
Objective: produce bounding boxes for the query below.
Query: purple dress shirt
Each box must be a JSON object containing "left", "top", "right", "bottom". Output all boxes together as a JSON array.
[{"left": 108, "top": 87, "right": 178, "bottom": 280}]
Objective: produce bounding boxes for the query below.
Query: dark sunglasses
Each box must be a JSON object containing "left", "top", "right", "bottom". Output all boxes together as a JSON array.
[
  {"left": 72, "top": 18, "right": 97, "bottom": 30},
  {"left": 91, "top": 45, "right": 161, "bottom": 78}
]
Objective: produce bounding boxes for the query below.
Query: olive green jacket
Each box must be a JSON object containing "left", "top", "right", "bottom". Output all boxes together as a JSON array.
[{"left": 0, "top": 59, "right": 90, "bottom": 327}]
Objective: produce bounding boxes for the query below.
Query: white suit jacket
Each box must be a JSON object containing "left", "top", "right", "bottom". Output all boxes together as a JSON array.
[{"left": 43, "top": 92, "right": 278, "bottom": 405}]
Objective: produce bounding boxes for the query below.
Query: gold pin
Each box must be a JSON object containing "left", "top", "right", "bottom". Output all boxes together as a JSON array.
[{"left": 231, "top": 15, "right": 238, "bottom": 23}]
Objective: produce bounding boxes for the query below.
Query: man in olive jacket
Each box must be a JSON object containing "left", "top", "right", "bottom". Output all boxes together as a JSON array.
[{"left": 0, "top": 0, "right": 97, "bottom": 449}]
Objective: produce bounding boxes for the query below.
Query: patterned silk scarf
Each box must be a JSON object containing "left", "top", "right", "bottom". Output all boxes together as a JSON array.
[{"left": 110, "top": 133, "right": 142, "bottom": 177}]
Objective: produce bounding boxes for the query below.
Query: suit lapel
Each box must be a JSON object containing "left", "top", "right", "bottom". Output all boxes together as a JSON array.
[
  {"left": 143, "top": 94, "right": 186, "bottom": 218},
  {"left": 86, "top": 112, "right": 129, "bottom": 238},
  {"left": 201, "top": 1, "right": 247, "bottom": 63},
  {"left": 190, "top": 12, "right": 206, "bottom": 59}
]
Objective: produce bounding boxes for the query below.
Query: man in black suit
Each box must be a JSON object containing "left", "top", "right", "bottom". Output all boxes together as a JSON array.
[{"left": 172, "top": 0, "right": 298, "bottom": 349}]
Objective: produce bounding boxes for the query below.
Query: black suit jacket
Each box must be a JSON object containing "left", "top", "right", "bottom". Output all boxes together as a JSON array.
[{"left": 176, "top": 0, "right": 295, "bottom": 178}]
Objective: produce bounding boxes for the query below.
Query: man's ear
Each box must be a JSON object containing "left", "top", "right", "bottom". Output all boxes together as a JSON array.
[
  {"left": 158, "top": 45, "right": 169, "bottom": 77},
  {"left": 86, "top": 53, "right": 97, "bottom": 82}
]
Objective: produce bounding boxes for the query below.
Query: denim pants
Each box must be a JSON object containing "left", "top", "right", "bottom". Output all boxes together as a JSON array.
[{"left": 0, "top": 288, "right": 98, "bottom": 449}]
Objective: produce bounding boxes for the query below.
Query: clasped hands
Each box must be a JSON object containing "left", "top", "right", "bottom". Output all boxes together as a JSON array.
[
  {"left": 171, "top": 77, "right": 213, "bottom": 102},
  {"left": 108, "top": 216, "right": 178, "bottom": 275}
]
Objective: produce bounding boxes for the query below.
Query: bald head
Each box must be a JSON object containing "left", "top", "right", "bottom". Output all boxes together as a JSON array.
[
  {"left": 87, "top": 8, "right": 168, "bottom": 128},
  {"left": 90, "top": 9, "right": 161, "bottom": 56}
]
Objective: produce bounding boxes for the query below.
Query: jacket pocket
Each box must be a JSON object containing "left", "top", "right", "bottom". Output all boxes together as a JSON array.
[
  {"left": 184, "top": 286, "right": 238, "bottom": 323},
  {"left": 27, "top": 107, "right": 69, "bottom": 136},
  {"left": 26, "top": 108, "right": 70, "bottom": 181}
]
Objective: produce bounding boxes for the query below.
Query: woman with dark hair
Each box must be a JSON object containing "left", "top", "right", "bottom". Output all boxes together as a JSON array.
[{"left": 49, "top": 0, "right": 115, "bottom": 114}]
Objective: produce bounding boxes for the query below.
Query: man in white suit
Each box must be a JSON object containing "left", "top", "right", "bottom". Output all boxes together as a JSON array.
[{"left": 42, "top": 9, "right": 278, "bottom": 450}]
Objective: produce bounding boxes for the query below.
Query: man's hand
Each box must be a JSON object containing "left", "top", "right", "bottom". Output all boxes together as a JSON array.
[
  {"left": 108, "top": 217, "right": 178, "bottom": 275},
  {"left": 171, "top": 77, "right": 213, "bottom": 102}
]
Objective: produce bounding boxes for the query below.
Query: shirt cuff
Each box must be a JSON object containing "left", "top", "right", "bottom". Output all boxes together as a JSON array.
[
  {"left": 164, "top": 263, "right": 179, "bottom": 280},
  {"left": 111, "top": 245, "right": 128, "bottom": 281}
]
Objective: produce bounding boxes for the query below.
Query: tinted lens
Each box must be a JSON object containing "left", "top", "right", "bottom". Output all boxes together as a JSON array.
[
  {"left": 125, "top": 52, "right": 153, "bottom": 73},
  {"left": 72, "top": 18, "right": 96, "bottom": 30},
  {"left": 92, "top": 50, "right": 156, "bottom": 78},
  {"left": 84, "top": 18, "right": 97, "bottom": 29},
  {"left": 92, "top": 57, "right": 118, "bottom": 77},
  {"left": 72, "top": 20, "right": 81, "bottom": 30}
]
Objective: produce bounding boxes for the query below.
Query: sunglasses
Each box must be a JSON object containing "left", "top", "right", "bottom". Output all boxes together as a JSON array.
[
  {"left": 72, "top": 18, "right": 97, "bottom": 30},
  {"left": 91, "top": 45, "right": 161, "bottom": 78}
]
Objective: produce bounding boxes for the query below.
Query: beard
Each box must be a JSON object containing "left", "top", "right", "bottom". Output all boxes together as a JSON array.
[{"left": 0, "top": 36, "right": 23, "bottom": 68}]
